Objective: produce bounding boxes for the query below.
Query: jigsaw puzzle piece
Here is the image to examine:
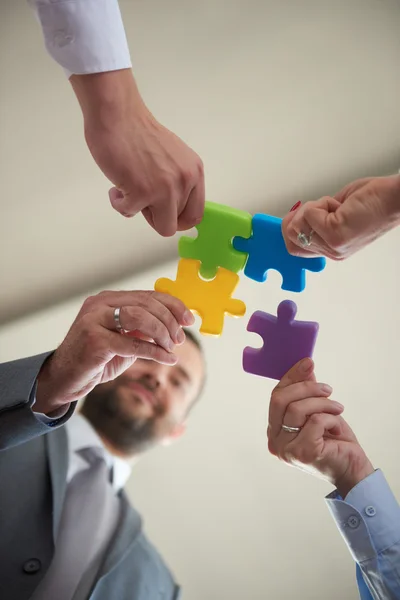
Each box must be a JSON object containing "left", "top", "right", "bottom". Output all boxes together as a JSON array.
[
  {"left": 243, "top": 300, "right": 319, "bottom": 380},
  {"left": 233, "top": 213, "right": 326, "bottom": 292},
  {"left": 154, "top": 258, "right": 246, "bottom": 336},
  {"left": 178, "top": 201, "right": 252, "bottom": 279}
]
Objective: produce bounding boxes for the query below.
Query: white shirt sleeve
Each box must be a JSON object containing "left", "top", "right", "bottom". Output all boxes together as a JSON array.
[{"left": 28, "top": 0, "right": 132, "bottom": 78}]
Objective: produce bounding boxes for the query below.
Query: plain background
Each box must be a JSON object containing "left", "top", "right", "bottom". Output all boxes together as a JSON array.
[{"left": 1, "top": 0, "right": 400, "bottom": 598}]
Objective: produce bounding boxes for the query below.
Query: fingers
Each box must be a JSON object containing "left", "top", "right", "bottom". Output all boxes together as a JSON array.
[
  {"left": 274, "top": 358, "right": 316, "bottom": 389},
  {"left": 82, "top": 290, "right": 194, "bottom": 353},
  {"left": 109, "top": 187, "right": 138, "bottom": 218},
  {"left": 284, "top": 397, "right": 343, "bottom": 429},
  {"left": 268, "top": 407, "right": 343, "bottom": 461},
  {"left": 110, "top": 186, "right": 179, "bottom": 236},
  {"left": 274, "top": 397, "right": 344, "bottom": 447},
  {"left": 145, "top": 197, "right": 179, "bottom": 238},
  {"left": 105, "top": 301, "right": 189, "bottom": 352},
  {"left": 290, "top": 413, "right": 343, "bottom": 458},
  {"left": 177, "top": 168, "right": 206, "bottom": 231},
  {"left": 104, "top": 328, "right": 178, "bottom": 365},
  {"left": 95, "top": 289, "right": 193, "bottom": 327},
  {"left": 282, "top": 197, "right": 344, "bottom": 259},
  {"left": 269, "top": 375, "right": 334, "bottom": 437}
]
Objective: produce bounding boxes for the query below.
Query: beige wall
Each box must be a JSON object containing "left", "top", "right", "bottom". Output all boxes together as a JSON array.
[
  {"left": 1, "top": 230, "right": 399, "bottom": 599},
  {"left": 2, "top": 0, "right": 400, "bottom": 323}
]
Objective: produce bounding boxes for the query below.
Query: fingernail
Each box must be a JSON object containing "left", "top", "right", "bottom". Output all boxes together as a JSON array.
[
  {"left": 289, "top": 201, "right": 302, "bottom": 212},
  {"left": 176, "top": 328, "right": 185, "bottom": 344},
  {"left": 333, "top": 401, "right": 344, "bottom": 410},
  {"left": 299, "top": 357, "right": 313, "bottom": 372},
  {"left": 320, "top": 384, "right": 333, "bottom": 395},
  {"left": 167, "top": 339, "right": 176, "bottom": 352},
  {"left": 183, "top": 310, "right": 194, "bottom": 325}
]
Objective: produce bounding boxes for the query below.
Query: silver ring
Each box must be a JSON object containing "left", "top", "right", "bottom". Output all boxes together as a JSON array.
[
  {"left": 297, "top": 230, "right": 314, "bottom": 248},
  {"left": 113, "top": 307, "right": 125, "bottom": 333},
  {"left": 281, "top": 424, "right": 302, "bottom": 433}
]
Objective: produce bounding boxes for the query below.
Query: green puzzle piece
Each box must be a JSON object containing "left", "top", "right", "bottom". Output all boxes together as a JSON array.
[{"left": 178, "top": 201, "right": 252, "bottom": 279}]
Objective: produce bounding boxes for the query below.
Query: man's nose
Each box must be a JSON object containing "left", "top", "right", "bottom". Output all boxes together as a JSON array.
[{"left": 141, "top": 373, "right": 161, "bottom": 391}]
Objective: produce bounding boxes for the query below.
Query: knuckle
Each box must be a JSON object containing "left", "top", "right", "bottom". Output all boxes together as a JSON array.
[
  {"left": 285, "top": 402, "right": 302, "bottom": 421},
  {"left": 180, "top": 167, "right": 195, "bottom": 186},
  {"left": 129, "top": 336, "right": 141, "bottom": 355},
  {"left": 197, "top": 159, "right": 204, "bottom": 177},
  {"left": 78, "top": 314, "right": 99, "bottom": 346},
  {"left": 270, "top": 388, "right": 284, "bottom": 407},
  {"left": 82, "top": 295, "right": 97, "bottom": 309},
  {"left": 309, "top": 413, "right": 323, "bottom": 427}
]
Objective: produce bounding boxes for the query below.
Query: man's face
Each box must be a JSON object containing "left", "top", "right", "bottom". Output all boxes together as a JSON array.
[{"left": 81, "top": 338, "right": 205, "bottom": 456}]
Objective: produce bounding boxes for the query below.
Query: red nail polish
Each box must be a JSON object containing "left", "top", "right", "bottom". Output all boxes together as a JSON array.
[{"left": 289, "top": 201, "right": 302, "bottom": 212}]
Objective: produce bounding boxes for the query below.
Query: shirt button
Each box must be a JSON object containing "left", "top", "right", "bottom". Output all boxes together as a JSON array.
[
  {"left": 347, "top": 515, "right": 360, "bottom": 529},
  {"left": 53, "top": 30, "right": 74, "bottom": 48},
  {"left": 365, "top": 505, "right": 376, "bottom": 517},
  {"left": 22, "top": 559, "right": 42, "bottom": 574}
]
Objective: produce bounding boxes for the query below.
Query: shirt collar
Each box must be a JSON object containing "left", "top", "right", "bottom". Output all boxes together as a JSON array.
[{"left": 66, "top": 413, "right": 132, "bottom": 492}]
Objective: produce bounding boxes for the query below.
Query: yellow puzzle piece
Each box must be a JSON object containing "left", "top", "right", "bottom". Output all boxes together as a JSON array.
[{"left": 154, "top": 259, "right": 246, "bottom": 336}]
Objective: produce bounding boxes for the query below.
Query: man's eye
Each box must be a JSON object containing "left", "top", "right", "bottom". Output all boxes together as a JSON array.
[{"left": 171, "top": 379, "right": 182, "bottom": 388}]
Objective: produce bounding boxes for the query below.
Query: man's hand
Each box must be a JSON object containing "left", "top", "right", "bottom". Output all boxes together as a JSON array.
[
  {"left": 282, "top": 175, "right": 400, "bottom": 260},
  {"left": 267, "top": 358, "right": 374, "bottom": 497},
  {"left": 70, "top": 69, "right": 205, "bottom": 237},
  {"left": 35, "top": 290, "right": 194, "bottom": 416}
]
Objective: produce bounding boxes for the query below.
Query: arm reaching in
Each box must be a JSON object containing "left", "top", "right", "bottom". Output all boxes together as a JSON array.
[
  {"left": 28, "top": 0, "right": 205, "bottom": 236},
  {"left": 282, "top": 175, "right": 400, "bottom": 259},
  {"left": 0, "top": 289, "right": 194, "bottom": 450},
  {"left": 267, "top": 358, "right": 400, "bottom": 600}
]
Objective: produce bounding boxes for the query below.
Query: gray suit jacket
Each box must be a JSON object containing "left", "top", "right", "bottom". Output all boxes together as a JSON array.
[{"left": 0, "top": 353, "right": 181, "bottom": 600}]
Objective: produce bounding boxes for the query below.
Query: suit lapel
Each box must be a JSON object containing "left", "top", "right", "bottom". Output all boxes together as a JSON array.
[{"left": 45, "top": 427, "right": 69, "bottom": 540}]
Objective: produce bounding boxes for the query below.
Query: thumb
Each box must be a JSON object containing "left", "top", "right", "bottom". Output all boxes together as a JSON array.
[
  {"left": 109, "top": 187, "right": 140, "bottom": 219},
  {"left": 275, "top": 357, "right": 316, "bottom": 390}
]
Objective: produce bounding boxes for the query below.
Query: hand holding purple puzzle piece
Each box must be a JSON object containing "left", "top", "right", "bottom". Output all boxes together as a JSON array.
[{"left": 243, "top": 300, "right": 319, "bottom": 381}]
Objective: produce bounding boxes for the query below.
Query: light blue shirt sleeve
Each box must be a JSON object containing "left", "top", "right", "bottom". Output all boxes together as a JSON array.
[
  {"left": 28, "top": 0, "right": 132, "bottom": 78},
  {"left": 326, "top": 470, "right": 400, "bottom": 599}
]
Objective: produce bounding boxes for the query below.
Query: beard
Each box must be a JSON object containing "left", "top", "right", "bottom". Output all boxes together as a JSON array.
[{"left": 81, "top": 380, "right": 165, "bottom": 455}]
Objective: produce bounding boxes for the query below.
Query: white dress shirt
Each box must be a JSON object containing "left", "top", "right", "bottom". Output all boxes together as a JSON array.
[
  {"left": 66, "top": 412, "right": 132, "bottom": 491},
  {"left": 28, "top": 0, "right": 132, "bottom": 78}
]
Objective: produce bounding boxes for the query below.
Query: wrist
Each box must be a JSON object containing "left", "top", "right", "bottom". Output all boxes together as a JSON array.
[
  {"left": 335, "top": 457, "right": 375, "bottom": 498},
  {"left": 70, "top": 69, "right": 147, "bottom": 127},
  {"left": 35, "top": 355, "right": 66, "bottom": 416}
]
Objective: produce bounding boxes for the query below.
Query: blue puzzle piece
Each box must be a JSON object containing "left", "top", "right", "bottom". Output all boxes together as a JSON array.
[{"left": 233, "top": 214, "right": 326, "bottom": 292}]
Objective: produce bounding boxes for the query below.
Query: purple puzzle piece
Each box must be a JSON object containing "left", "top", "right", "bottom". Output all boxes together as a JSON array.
[{"left": 243, "top": 300, "right": 319, "bottom": 381}]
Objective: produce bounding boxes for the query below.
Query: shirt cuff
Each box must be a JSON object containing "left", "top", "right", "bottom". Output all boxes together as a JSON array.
[
  {"left": 325, "top": 470, "right": 400, "bottom": 564},
  {"left": 30, "top": 380, "right": 70, "bottom": 426},
  {"left": 30, "top": 0, "right": 132, "bottom": 77}
]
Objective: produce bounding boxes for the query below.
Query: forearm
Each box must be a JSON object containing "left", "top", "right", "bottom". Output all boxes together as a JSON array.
[
  {"left": 326, "top": 470, "right": 400, "bottom": 599},
  {"left": 28, "top": 0, "right": 132, "bottom": 77},
  {"left": 0, "top": 352, "right": 75, "bottom": 450}
]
